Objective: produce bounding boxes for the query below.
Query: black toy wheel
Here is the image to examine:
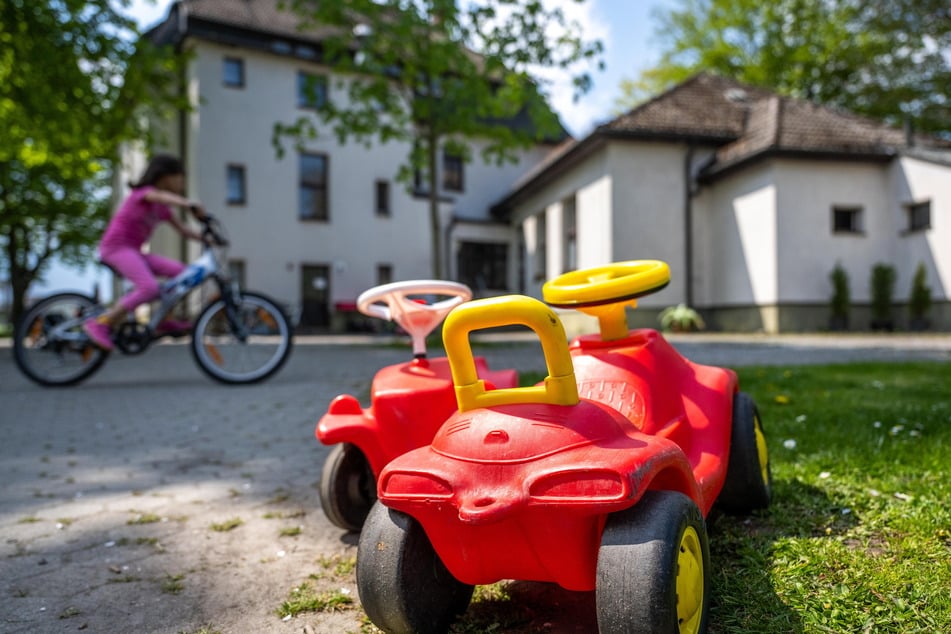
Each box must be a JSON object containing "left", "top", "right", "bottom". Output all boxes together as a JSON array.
[
  {"left": 717, "top": 391, "right": 772, "bottom": 512},
  {"left": 596, "top": 491, "right": 710, "bottom": 634},
  {"left": 319, "top": 443, "right": 377, "bottom": 532},
  {"left": 357, "top": 502, "right": 473, "bottom": 634}
]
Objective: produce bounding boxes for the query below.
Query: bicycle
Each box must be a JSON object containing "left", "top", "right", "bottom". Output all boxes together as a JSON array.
[{"left": 13, "top": 214, "right": 294, "bottom": 386}]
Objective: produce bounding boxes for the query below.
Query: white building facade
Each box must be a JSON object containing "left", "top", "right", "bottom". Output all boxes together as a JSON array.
[
  {"left": 141, "top": 0, "right": 556, "bottom": 329},
  {"left": 493, "top": 75, "right": 951, "bottom": 332}
]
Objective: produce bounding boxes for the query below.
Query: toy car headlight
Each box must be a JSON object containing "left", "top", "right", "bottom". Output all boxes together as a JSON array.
[
  {"left": 529, "top": 470, "right": 626, "bottom": 502},
  {"left": 382, "top": 471, "right": 453, "bottom": 499}
]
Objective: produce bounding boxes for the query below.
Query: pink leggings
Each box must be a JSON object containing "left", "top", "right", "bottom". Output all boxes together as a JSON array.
[{"left": 101, "top": 247, "right": 186, "bottom": 312}]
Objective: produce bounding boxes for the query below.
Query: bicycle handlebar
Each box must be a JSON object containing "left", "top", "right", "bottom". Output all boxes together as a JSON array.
[{"left": 193, "top": 210, "right": 229, "bottom": 247}]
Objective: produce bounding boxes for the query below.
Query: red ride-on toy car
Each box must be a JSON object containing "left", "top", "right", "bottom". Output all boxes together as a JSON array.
[
  {"left": 356, "top": 261, "right": 771, "bottom": 634},
  {"left": 316, "top": 280, "right": 519, "bottom": 531}
]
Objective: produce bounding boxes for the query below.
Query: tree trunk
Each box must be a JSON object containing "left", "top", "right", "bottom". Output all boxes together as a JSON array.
[
  {"left": 5, "top": 224, "right": 32, "bottom": 326},
  {"left": 427, "top": 127, "right": 442, "bottom": 279}
]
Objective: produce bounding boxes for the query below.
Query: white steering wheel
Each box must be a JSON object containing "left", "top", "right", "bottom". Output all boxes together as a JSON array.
[{"left": 357, "top": 280, "right": 472, "bottom": 357}]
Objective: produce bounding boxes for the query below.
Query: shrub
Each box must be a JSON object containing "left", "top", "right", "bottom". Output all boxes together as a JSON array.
[{"left": 659, "top": 304, "right": 705, "bottom": 332}]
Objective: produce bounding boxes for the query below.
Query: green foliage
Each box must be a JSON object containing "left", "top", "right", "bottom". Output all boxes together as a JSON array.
[
  {"left": 0, "top": 0, "right": 188, "bottom": 323},
  {"left": 829, "top": 262, "right": 850, "bottom": 319},
  {"left": 275, "top": 0, "right": 603, "bottom": 277},
  {"left": 619, "top": 0, "right": 951, "bottom": 136},
  {"left": 870, "top": 262, "right": 896, "bottom": 323},
  {"left": 659, "top": 303, "right": 706, "bottom": 332},
  {"left": 908, "top": 263, "right": 932, "bottom": 319}
]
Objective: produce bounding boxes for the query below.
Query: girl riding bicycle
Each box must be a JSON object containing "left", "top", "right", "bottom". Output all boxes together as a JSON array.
[{"left": 83, "top": 154, "right": 207, "bottom": 351}]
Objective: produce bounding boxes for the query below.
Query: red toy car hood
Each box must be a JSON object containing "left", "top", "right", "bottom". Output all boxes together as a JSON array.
[{"left": 431, "top": 401, "right": 628, "bottom": 463}]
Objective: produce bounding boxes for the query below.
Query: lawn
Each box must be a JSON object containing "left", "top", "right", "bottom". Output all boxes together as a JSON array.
[
  {"left": 713, "top": 361, "right": 951, "bottom": 633},
  {"left": 290, "top": 361, "right": 951, "bottom": 633}
]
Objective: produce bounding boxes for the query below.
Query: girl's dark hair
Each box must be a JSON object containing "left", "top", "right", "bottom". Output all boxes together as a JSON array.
[{"left": 129, "top": 154, "right": 184, "bottom": 188}]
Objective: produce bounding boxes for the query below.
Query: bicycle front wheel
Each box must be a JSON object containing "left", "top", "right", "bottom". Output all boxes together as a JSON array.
[
  {"left": 191, "top": 291, "right": 293, "bottom": 384},
  {"left": 13, "top": 292, "right": 109, "bottom": 387}
]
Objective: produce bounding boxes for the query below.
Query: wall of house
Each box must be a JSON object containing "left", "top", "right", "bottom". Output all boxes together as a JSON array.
[
  {"left": 152, "top": 40, "right": 550, "bottom": 327},
  {"left": 892, "top": 156, "right": 949, "bottom": 303},
  {"left": 774, "top": 159, "right": 895, "bottom": 310},
  {"left": 695, "top": 163, "right": 778, "bottom": 331},
  {"left": 508, "top": 148, "right": 615, "bottom": 299},
  {"left": 185, "top": 41, "right": 433, "bottom": 314},
  {"left": 606, "top": 142, "right": 688, "bottom": 308}
]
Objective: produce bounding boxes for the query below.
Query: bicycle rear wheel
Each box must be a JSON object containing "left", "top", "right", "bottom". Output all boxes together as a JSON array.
[
  {"left": 13, "top": 293, "right": 109, "bottom": 387},
  {"left": 191, "top": 291, "right": 293, "bottom": 384}
]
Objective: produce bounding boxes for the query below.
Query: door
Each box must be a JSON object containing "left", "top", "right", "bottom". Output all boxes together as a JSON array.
[{"left": 300, "top": 264, "right": 331, "bottom": 329}]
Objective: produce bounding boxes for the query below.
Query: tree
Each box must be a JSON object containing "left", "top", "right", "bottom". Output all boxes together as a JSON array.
[
  {"left": 617, "top": 0, "right": 950, "bottom": 135},
  {"left": 0, "top": 0, "right": 187, "bottom": 325},
  {"left": 276, "top": 0, "right": 603, "bottom": 279}
]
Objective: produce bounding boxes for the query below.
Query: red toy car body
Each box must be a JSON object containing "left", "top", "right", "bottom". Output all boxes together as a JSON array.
[
  {"left": 315, "top": 280, "right": 517, "bottom": 531},
  {"left": 356, "top": 262, "right": 771, "bottom": 634}
]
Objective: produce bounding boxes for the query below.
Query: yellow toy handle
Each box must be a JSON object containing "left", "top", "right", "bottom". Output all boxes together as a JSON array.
[
  {"left": 443, "top": 295, "right": 579, "bottom": 412},
  {"left": 542, "top": 261, "right": 671, "bottom": 341}
]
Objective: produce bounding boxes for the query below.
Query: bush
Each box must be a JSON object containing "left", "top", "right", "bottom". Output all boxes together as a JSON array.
[
  {"left": 909, "top": 263, "right": 932, "bottom": 330},
  {"left": 659, "top": 304, "right": 705, "bottom": 332},
  {"left": 829, "top": 263, "right": 850, "bottom": 329},
  {"left": 870, "top": 262, "right": 896, "bottom": 330}
]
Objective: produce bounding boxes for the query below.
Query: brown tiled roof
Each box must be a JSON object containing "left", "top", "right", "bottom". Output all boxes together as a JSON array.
[
  {"left": 148, "top": 0, "right": 338, "bottom": 46},
  {"left": 603, "top": 73, "right": 774, "bottom": 141},
  {"left": 492, "top": 72, "right": 951, "bottom": 217}
]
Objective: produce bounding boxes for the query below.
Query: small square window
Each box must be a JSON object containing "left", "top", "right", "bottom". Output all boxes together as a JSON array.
[
  {"left": 907, "top": 201, "right": 931, "bottom": 232},
  {"left": 832, "top": 206, "right": 863, "bottom": 234},
  {"left": 298, "top": 72, "right": 328, "bottom": 109},
  {"left": 226, "top": 164, "right": 246, "bottom": 205},
  {"left": 223, "top": 57, "right": 244, "bottom": 88},
  {"left": 442, "top": 152, "right": 464, "bottom": 192},
  {"left": 375, "top": 180, "right": 390, "bottom": 217}
]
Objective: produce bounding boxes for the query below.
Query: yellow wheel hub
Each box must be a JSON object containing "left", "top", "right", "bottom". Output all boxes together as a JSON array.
[
  {"left": 754, "top": 414, "right": 770, "bottom": 486},
  {"left": 676, "top": 525, "right": 704, "bottom": 634}
]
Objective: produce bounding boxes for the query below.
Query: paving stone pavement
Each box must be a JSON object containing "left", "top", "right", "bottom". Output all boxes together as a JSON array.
[{"left": 1, "top": 333, "right": 948, "bottom": 633}]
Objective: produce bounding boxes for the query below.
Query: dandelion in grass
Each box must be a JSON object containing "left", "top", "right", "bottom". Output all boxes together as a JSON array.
[
  {"left": 783, "top": 439, "right": 797, "bottom": 450},
  {"left": 795, "top": 414, "right": 807, "bottom": 423}
]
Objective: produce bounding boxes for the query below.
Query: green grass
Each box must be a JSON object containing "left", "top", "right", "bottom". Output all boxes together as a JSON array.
[
  {"left": 713, "top": 361, "right": 951, "bottom": 633},
  {"left": 209, "top": 517, "right": 243, "bottom": 532}
]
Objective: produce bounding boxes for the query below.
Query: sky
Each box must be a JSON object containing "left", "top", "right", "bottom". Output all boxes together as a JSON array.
[{"left": 35, "top": 0, "right": 676, "bottom": 296}]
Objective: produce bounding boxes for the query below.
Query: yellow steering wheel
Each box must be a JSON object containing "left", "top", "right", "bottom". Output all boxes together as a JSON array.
[{"left": 542, "top": 260, "right": 670, "bottom": 341}]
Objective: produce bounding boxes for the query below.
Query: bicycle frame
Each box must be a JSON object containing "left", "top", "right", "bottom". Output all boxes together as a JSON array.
[{"left": 44, "top": 243, "right": 232, "bottom": 348}]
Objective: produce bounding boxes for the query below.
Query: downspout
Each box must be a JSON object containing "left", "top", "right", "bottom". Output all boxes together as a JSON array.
[
  {"left": 444, "top": 215, "right": 457, "bottom": 282},
  {"left": 684, "top": 143, "right": 696, "bottom": 308}
]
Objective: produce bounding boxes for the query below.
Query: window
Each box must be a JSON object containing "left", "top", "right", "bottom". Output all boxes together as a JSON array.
[
  {"left": 457, "top": 242, "right": 508, "bottom": 291},
  {"left": 442, "top": 152, "right": 464, "bottom": 192},
  {"left": 562, "top": 196, "right": 577, "bottom": 273},
  {"left": 298, "top": 72, "right": 328, "bottom": 109},
  {"left": 299, "top": 153, "right": 329, "bottom": 221},
  {"left": 226, "top": 164, "right": 246, "bottom": 205},
  {"left": 906, "top": 201, "right": 931, "bottom": 232},
  {"left": 375, "top": 180, "right": 390, "bottom": 217},
  {"left": 377, "top": 264, "right": 393, "bottom": 286},
  {"left": 832, "top": 206, "right": 863, "bottom": 234},
  {"left": 223, "top": 57, "right": 244, "bottom": 88}
]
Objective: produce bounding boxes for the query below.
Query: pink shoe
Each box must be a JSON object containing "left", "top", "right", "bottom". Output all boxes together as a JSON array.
[
  {"left": 83, "top": 319, "right": 114, "bottom": 351},
  {"left": 156, "top": 319, "right": 192, "bottom": 335}
]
